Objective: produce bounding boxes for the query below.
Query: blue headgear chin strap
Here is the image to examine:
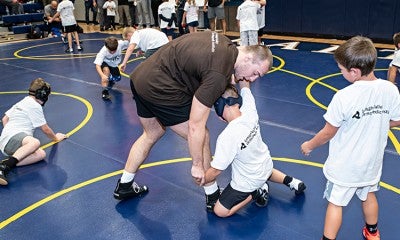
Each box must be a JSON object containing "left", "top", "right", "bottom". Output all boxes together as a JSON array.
[{"left": 213, "top": 95, "right": 243, "bottom": 120}]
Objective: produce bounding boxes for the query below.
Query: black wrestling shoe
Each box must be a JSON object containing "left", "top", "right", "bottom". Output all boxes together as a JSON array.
[
  {"left": 253, "top": 183, "right": 269, "bottom": 207},
  {"left": 113, "top": 179, "right": 148, "bottom": 200},
  {"left": 0, "top": 163, "right": 10, "bottom": 186},
  {"left": 206, "top": 188, "right": 220, "bottom": 212},
  {"left": 102, "top": 89, "right": 110, "bottom": 100}
]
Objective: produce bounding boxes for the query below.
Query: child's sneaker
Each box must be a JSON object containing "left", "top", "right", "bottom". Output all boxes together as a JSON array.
[
  {"left": 254, "top": 183, "right": 269, "bottom": 207},
  {"left": 288, "top": 178, "right": 306, "bottom": 195},
  {"left": 65, "top": 48, "right": 73, "bottom": 53},
  {"left": 362, "top": 226, "right": 380, "bottom": 240},
  {"left": 61, "top": 36, "right": 68, "bottom": 44},
  {"left": 0, "top": 163, "right": 10, "bottom": 186},
  {"left": 77, "top": 46, "right": 83, "bottom": 51},
  {"left": 102, "top": 89, "right": 110, "bottom": 100},
  {"left": 206, "top": 188, "right": 220, "bottom": 212},
  {"left": 113, "top": 179, "right": 148, "bottom": 200}
]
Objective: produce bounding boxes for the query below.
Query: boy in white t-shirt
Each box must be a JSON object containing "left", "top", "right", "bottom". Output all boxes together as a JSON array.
[
  {"left": 94, "top": 36, "right": 130, "bottom": 100},
  {"left": 387, "top": 32, "right": 400, "bottom": 85},
  {"left": 49, "top": 0, "right": 83, "bottom": 53},
  {"left": 301, "top": 36, "right": 400, "bottom": 240},
  {"left": 119, "top": 27, "right": 169, "bottom": 72},
  {"left": 236, "top": 0, "right": 265, "bottom": 46},
  {"left": 0, "top": 78, "right": 68, "bottom": 186},
  {"left": 204, "top": 82, "right": 306, "bottom": 217}
]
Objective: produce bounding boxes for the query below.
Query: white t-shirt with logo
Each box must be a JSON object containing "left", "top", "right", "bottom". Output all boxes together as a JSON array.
[
  {"left": 0, "top": 96, "right": 46, "bottom": 154},
  {"left": 183, "top": 2, "right": 199, "bottom": 24},
  {"left": 211, "top": 88, "right": 273, "bottom": 192},
  {"left": 94, "top": 40, "right": 129, "bottom": 67},
  {"left": 236, "top": 0, "right": 261, "bottom": 32},
  {"left": 158, "top": 1, "right": 176, "bottom": 29},
  {"left": 323, "top": 79, "right": 400, "bottom": 187}
]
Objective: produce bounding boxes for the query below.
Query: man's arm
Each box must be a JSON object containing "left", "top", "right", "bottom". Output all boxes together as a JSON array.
[
  {"left": 188, "top": 96, "right": 211, "bottom": 186},
  {"left": 301, "top": 122, "right": 338, "bottom": 156},
  {"left": 204, "top": 167, "right": 222, "bottom": 185},
  {"left": 387, "top": 66, "right": 398, "bottom": 84}
]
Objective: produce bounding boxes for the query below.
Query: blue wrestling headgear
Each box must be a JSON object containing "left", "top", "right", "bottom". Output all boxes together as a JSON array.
[{"left": 213, "top": 95, "right": 243, "bottom": 119}]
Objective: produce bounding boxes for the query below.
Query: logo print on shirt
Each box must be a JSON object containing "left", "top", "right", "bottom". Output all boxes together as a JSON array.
[{"left": 352, "top": 111, "right": 360, "bottom": 119}]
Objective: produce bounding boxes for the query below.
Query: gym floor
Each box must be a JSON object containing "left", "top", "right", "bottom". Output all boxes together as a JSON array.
[{"left": 0, "top": 32, "right": 399, "bottom": 240}]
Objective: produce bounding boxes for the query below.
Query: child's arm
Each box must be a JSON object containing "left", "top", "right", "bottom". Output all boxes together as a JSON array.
[
  {"left": 120, "top": 42, "right": 138, "bottom": 72},
  {"left": 40, "top": 124, "right": 68, "bottom": 142},
  {"left": 390, "top": 119, "right": 400, "bottom": 128},
  {"left": 301, "top": 122, "right": 338, "bottom": 156},
  {"left": 387, "top": 65, "right": 398, "bottom": 84},
  {"left": 2, "top": 115, "right": 9, "bottom": 127},
  {"left": 204, "top": 167, "right": 222, "bottom": 185}
]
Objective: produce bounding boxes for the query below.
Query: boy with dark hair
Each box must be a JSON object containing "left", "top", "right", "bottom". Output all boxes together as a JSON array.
[
  {"left": 94, "top": 35, "right": 130, "bottom": 100},
  {"left": 301, "top": 36, "right": 400, "bottom": 240},
  {"left": 203, "top": 82, "right": 306, "bottom": 216},
  {"left": 0, "top": 78, "right": 68, "bottom": 186}
]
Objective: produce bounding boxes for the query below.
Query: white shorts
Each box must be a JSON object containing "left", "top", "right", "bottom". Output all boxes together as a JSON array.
[{"left": 323, "top": 180, "right": 380, "bottom": 206}]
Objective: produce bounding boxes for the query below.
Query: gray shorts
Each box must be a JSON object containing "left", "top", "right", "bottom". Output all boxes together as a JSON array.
[
  {"left": 4, "top": 132, "right": 28, "bottom": 155},
  {"left": 208, "top": 5, "right": 225, "bottom": 19}
]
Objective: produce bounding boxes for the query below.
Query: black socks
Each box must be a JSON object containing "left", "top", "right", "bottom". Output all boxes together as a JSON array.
[
  {"left": 283, "top": 175, "right": 293, "bottom": 186},
  {"left": 2, "top": 156, "right": 18, "bottom": 169}
]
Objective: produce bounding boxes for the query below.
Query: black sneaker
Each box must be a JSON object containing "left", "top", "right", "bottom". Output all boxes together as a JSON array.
[
  {"left": 102, "top": 89, "right": 110, "bottom": 100},
  {"left": 253, "top": 183, "right": 269, "bottom": 207},
  {"left": 0, "top": 164, "right": 10, "bottom": 186},
  {"left": 288, "top": 178, "right": 306, "bottom": 195},
  {"left": 206, "top": 188, "right": 220, "bottom": 212},
  {"left": 113, "top": 179, "right": 148, "bottom": 200}
]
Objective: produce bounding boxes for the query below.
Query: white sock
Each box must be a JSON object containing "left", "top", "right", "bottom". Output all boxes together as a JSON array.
[
  {"left": 120, "top": 170, "right": 135, "bottom": 183},
  {"left": 203, "top": 182, "right": 218, "bottom": 195}
]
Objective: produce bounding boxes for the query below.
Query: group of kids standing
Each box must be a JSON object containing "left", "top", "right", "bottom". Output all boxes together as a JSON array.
[{"left": 1, "top": 3, "right": 400, "bottom": 240}]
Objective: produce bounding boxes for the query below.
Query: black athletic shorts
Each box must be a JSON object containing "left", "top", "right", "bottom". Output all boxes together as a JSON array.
[
  {"left": 130, "top": 80, "right": 192, "bottom": 127},
  {"left": 219, "top": 183, "right": 253, "bottom": 210},
  {"left": 63, "top": 24, "right": 78, "bottom": 33},
  {"left": 101, "top": 62, "right": 120, "bottom": 77}
]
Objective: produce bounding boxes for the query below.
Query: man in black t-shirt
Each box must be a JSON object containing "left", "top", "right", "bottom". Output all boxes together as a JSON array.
[{"left": 113, "top": 31, "right": 273, "bottom": 212}]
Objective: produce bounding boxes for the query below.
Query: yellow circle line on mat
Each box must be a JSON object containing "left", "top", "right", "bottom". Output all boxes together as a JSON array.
[
  {"left": 0, "top": 91, "right": 93, "bottom": 149},
  {"left": 13, "top": 39, "right": 104, "bottom": 60},
  {"left": 0, "top": 157, "right": 398, "bottom": 230}
]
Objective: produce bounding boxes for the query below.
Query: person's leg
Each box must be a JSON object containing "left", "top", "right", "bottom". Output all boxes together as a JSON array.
[
  {"left": 214, "top": 195, "right": 252, "bottom": 217},
  {"left": 11, "top": 136, "right": 44, "bottom": 164},
  {"left": 323, "top": 202, "right": 342, "bottom": 240},
  {"left": 123, "top": 117, "right": 166, "bottom": 174},
  {"left": 209, "top": 17, "right": 216, "bottom": 31},
  {"left": 124, "top": 5, "right": 131, "bottom": 26},
  {"left": 92, "top": 4, "right": 98, "bottom": 24},
  {"left": 220, "top": 18, "right": 226, "bottom": 34},
  {"left": 362, "top": 192, "right": 380, "bottom": 238},
  {"left": 67, "top": 32, "right": 73, "bottom": 50},
  {"left": 72, "top": 30, "right": 82, "bottom": 49},
  {"left": 268, "top": 168, "right": 306, "bottom": 195},
  {"left": 84, "top": 2, "right": 90, "bottom": 24}
]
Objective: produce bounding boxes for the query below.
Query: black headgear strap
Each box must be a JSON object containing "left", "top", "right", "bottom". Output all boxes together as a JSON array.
[
  {"left": 213, "top": 95, "right": 243, "bottom": 120},
  {"left": 29, "top": 84, "right": 51, "bottom": 106}
]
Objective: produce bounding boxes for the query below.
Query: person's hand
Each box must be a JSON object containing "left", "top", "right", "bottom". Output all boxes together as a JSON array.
[
  {"left": 120, "top": 63, "right": 126, "bottom": 72},
  {"left": 300, "top": 141, "right": 312, "bottom": 156},
  {"left": 191, "top": 165, "right": 205, "bottom": 186},
  {"left": 55, "top": 133, "right": 68, "bottom": 141}
]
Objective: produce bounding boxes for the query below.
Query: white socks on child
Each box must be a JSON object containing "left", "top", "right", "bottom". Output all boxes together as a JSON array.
[
  {"left": 120, "top": 170, "right": 135, "bottom": 183},
  {"left": 203, "top": 182, "right": 218, "bottom": 195}
]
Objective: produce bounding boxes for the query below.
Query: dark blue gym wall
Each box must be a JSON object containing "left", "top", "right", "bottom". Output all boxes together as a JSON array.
[{"left": 227, "top": 0, "right": 400, "bottom": 42}]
